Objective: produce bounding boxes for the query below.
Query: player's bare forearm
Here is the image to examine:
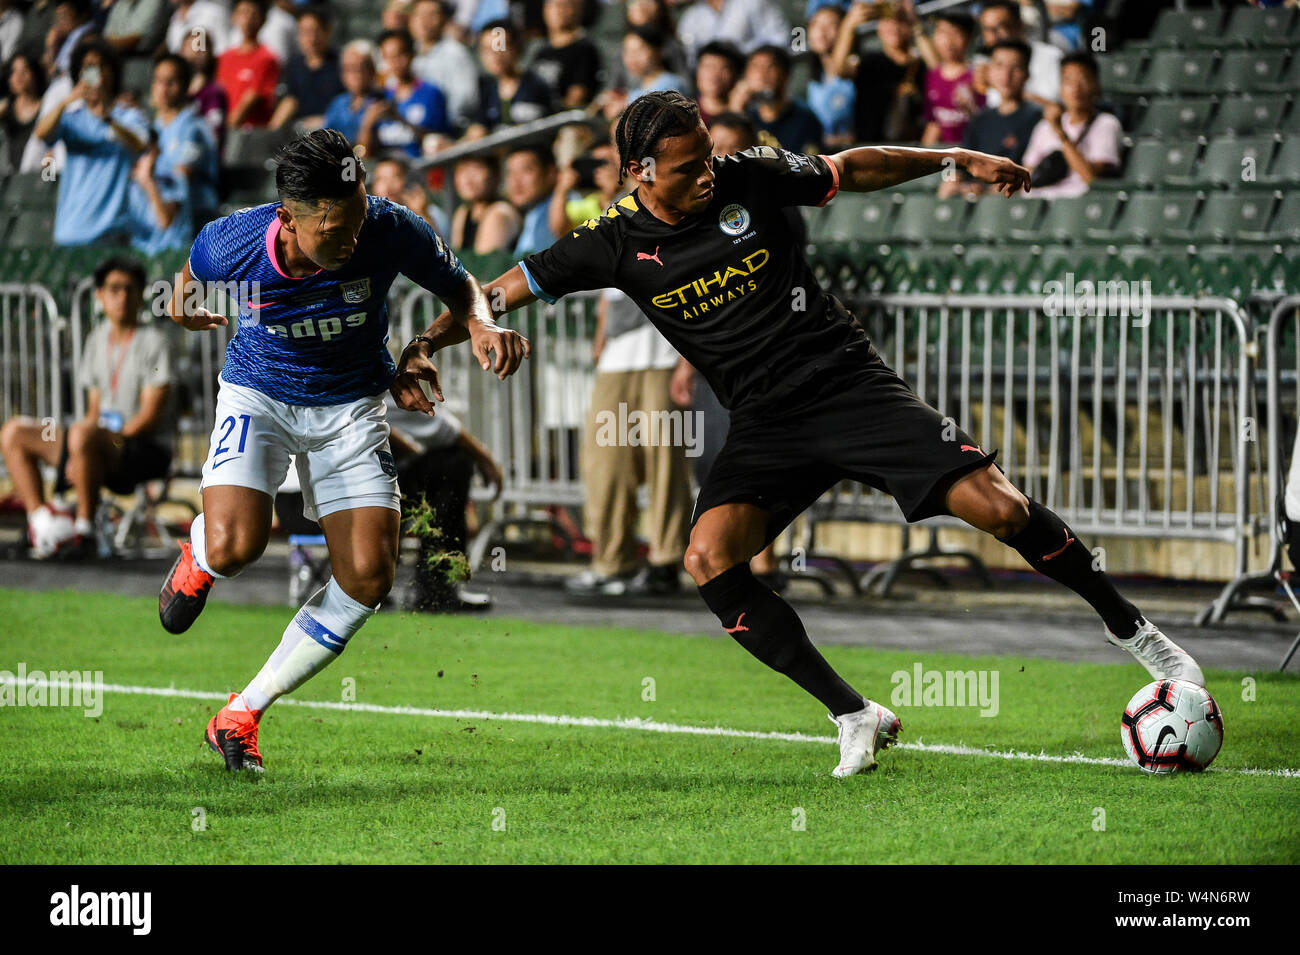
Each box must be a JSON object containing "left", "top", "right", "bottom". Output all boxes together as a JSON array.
[
  {"left": 416, "top": 266, "right": 536, "bottom": 351},
  {"left": 168, "top": 261, "right": 227, "bottom": 331},
  {"left": 829, "top": 147, "right": 1031, "bottom": 198}
]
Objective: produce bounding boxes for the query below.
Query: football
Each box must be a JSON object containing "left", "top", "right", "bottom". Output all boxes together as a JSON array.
[{"left": 1121, "top": 680, "right": 1224, "bottom": 774}]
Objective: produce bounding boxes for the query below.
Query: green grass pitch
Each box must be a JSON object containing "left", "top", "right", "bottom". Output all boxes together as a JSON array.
[{"left": 1, "top": 587, "right": 1297, "bottom": 864}]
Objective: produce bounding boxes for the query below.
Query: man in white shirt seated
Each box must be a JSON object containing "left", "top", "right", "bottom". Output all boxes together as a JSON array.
[{"left": 1020, "top": 51, "right": 1121, "bottom": 199}]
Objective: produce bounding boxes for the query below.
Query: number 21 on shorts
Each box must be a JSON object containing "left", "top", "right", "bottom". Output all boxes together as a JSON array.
[{"left": 213, "top": 414, "right": 252, "bottom": 458}]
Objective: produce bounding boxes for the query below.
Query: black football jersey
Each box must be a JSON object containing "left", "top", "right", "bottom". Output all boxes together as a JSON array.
[{"left": 520, "top": 146, "right": 874, "bottom": 412}]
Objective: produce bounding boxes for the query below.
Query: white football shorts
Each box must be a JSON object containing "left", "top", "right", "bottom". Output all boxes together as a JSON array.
[{"left": 201, "top": 377, "right": 401, "bottom": 522}]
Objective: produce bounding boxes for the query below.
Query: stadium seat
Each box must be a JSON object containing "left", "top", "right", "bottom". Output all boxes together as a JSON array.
[
  {"left": 1221, "top": 4, "right": 1298, "bottom": 48},
  {"left": 812, "top": 192, "right": 896, "bottom": 244},
  {"left": 1260, "top": 54, "right": 1300, "bottom": 94},
  {"left": 1263, "top": 134, "right": 1300, "bottom": 185},
  {"left": 1214, "top": 51, "right": 1290, "bottom": 94},
  {"left": 121, "top": 56, "right": 153, "bottom": 98},
  {"left": 1197, "top": 136, "right": 1278, "bottom": 188},
  {"left": 1132, "top": 98, "right": 1214, "bottom": 140},
  {"left": 892, "top": 195, "right": 969, "bottom": 244},
  {"left": 1269, "top": 193, "right": 1300, "bottom": 243},
  {"left": 1098, "top": 51, "right": 1147, "bottom": 95},
  {"left": 1208, "top": 96, "right": 1290, "bottom": 137},
  {"left": 1035, "top": 194, "right": 1122, "bottom": 243},
  {"left": 965, "top": 195, "right": 1042, "bottom": 242},
  {"left": 1143, "top": 50, "right": 1217, "bottom": 96},
  {"left": 1143, "top": 8, "right": 1223, "bottom": 48},
  {"left": 1195, "top": 192, "right": 1277, "bottom": 243},
  {"left": 223, "top": 127, "right": 295, "bottom": 169},
  {"left": 1122, "top": 138, "right": 1199, "bottom": 188},
  {"left": 5, "top": 171, "right": 57, "bottom": 211},
  {"left": 1110, "top": 192, "right": 1199, "bottom": 243}
]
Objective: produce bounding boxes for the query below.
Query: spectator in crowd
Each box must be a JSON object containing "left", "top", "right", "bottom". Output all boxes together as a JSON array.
[
  {"left": 361, "top": 28, "right": 449, "bottom": 158},
  {"left": 381, "top": 0, "right": 412, "bottom": 32},
  {"left": 803, "top": 1, "right": 854, "bottom": 149},
  {"left": 0, "top": 0, "right": 23, "bottom": 63},
  {"left": 548, "top": 141, "right": 618, "bottom": 236},
  {"left": 387, "top": 398, "right": 501, "bottom": 611},
  {"left": 692, "top": 39, "right": 741, "bottom": 126},
  {"left": 676, "top": 0, "right": 790, "bottom": 65},
  {"left": 269, "top": 5, "right": 343, "bottom": 130},
  {"left": 624, "top": 0, "right": 687, "bottom": 77},
  {"left": 1044, "top": 0, "right": 1090, "bottom": 51},
  {"left": 1, "top": 51, "right": 46, "bottom": 173},
  {"left": 16, "top": 0, "right": 56, "bottom": 64},
  {"left": 506, "top": 143, "right": 558, "bottom": 256},
  {"left": 130, "top": 51, "right": 218, "bottom": 253},
  {"left": 178, "top": 24, "right": 226, "bottom": 154},
  {"left": 323, "top": 39, "right": 382, "bottom": 144},
  {"left": 368, "top": 153, "right": 449, "bottom": 233},
  {"left": 165, "top": 0, "right": 229, "bottom": 59},
  {"left": 976, "top": 0, "right": 1060, "bottom": 108},
  {"left": 35, "top": 39, "right": 149, "bottom": 245},
  {"left": 449, "top": 154, "right": 521, "bottom": 254},
  {"left": 216, "top": 0, "right": 280, "bottom": 129},
  {"left": 50, "top": 0, "right": 94, "bottom": 76},
  {"left": 623, "top": 25, "right": 688, "bottom": 101},
  {"left": 1020, "top": 51, "right": 1120, "bottom": 199},
  {"left": 530, "top": 0, "right": 602, "bottom": 109},
  {"left": 447, "top": 0, "right": 507, "bottom": 44},
  {"left": 939, "top": 38, "right": 1040, "bottom": 198},
  {"left": 830, "top": 1, "right": 925, "bottom": 143},
  {"left": 103, "top": 0, "right": 170, "bottom": 56},
  {"left": 465, "top": 17, "right": 552, "bottom": 136},
  {"left": 226, "top": 0, "right": 296, "bottom": 63},
  {"left": 1, "top": 257, "right": 173, "bottom": 560},
  {"left": 920, "top": 9, "right": 982, "bottom": 146},
  {"left": 409, "top": 0, "right": 477, "bottom": 129},
  {"left": 731, "top": 44, "right": 822, "bottom": 154}
]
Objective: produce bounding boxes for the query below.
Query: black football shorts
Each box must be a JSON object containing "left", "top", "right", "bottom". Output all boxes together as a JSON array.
[{"left": 690, "top": 343, "right": 999, "bottom": 547}]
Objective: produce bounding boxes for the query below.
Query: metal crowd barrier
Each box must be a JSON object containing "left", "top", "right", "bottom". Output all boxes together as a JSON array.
[{"left": 0, "top": 283, "right": 65, "bottom": 426}]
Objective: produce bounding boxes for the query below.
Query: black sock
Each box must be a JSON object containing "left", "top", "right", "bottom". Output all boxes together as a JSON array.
[
  {"left": 1000, "top": 499, "right": 1143, "bottom": 639},
  {"left": 698, "top": 563, "right": 863, "bottom": 715}
]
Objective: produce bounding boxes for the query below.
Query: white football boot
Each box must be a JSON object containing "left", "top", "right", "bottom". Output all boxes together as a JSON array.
[
  {"left": 1106, "top": 618, "right": 1205, "bottom": 686},
  {"left": 829, "top": 700, "right": 902, "bottom": 777}
]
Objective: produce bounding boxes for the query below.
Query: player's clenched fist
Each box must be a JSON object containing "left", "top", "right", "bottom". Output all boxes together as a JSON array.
[
  {"left": 391, "top": 340, "right": 444, "bottom": 415},
  {"left": 469, "top": 319, "right": 532, "bottom": 380}
]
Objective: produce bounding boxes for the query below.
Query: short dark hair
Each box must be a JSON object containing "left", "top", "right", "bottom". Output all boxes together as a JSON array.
[
  {"left": 695, "top": 40, "right": 744, "bottom": 76},
  {"left": 377, "top": 29, "right": 414, "bottom": 53},
  {"left": 989, "top": 39, "right": 1031, "bottom": 69},
  {"left": 627, "top": 24, "right": 666, "bottom": 50},
  {"left": 296, "top": 4, "right": 333, "bottom": 28},
  {"left": 94, "top": 256, "right": 147, "bottom": 292},
  {"left": 5, "top": 52, "right": 48, "bottom": 98},
  {"left": 614, "top": 89, "right": 700, "bottom": 185},
  {"left": 71, "top": 38, "right": 121, "bottom": 98},
  {"left": 478, "top": 18, "right": 518, "bottom": 45},
  {"left": 275, "top": 129, "right": 364, "bottom": 205},
  {"left": 748, "top": 43, "right": 791, "bottom": 75},
  {"left": 152, "top": 51, "right": 193, "bottom": 89},
  {"left": 707, "top": 111, "right": 756, "bottom": 146},
  {"left": 980, "top": 0, "right": 1021, "bottom": 23},
  {"left": 232, "top": 0, "right": 269, "bottom": 16},
  {"left": 55, "top": 0, "right": 94, "bottom": 20},
  {"left": 1061, "top": 50, "right": 1100, "bottom": 82},
  {"left": 935, "top": 10, "right": 976, "bottom": 38},
  {"left": 506, "top": 143, "right": 555, "bottom": 170}
]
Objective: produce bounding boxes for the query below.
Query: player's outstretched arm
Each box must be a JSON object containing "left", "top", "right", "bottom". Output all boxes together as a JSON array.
[
  {"left": 167, "top": 261, "right": 228, "bottom": 331},
  {"left": 828, "top": 146, "right": 1031, "bottom": 198},
  {"left": 392, "top": 267, "right": 534, "bottom": 415}
]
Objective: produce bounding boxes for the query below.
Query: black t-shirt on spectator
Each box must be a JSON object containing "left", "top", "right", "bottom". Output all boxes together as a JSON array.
[
  {"left": 529, "top": 36, "right": 602, "bottom": 103},
  {"left": 748, "top": 100, "right": 824, "bottom": 155},
  {"left": 962, "top": 102, "right": 1042, "bottom": 165},
  {"left": 853, "top": 52, "right": 926, "bottom": 143},
  {"left": 283, "top": 50, "right": 345, "bottom": 118},
  {"left": 474, "top": 71, "right": 555, "bottom": 128}
]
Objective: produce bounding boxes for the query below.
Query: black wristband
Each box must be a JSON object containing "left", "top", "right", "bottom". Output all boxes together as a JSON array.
[{"left": 408, "top": 335, "right": 436, "bottom": 353}]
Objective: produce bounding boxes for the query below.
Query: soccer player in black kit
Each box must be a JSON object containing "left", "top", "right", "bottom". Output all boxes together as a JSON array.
[{"left": 392, "top": 91, "right": 1205, "bottom": 777}]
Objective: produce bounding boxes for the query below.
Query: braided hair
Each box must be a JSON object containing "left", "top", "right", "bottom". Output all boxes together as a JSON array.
[{"left": 614, "top": 90, "right": 701, "bottom": 185}]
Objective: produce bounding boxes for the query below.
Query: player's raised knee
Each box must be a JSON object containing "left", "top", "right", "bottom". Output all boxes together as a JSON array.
[
  {"left": 335, "top": 557, "right": 394, "bottom": 608},
  {"left": 684, "top": 541, "right": 737, "bottom": 586},
  {"left": 988, "top": 489, "right": 1031, "bottom": 539},
  {"left": 204, "top": 521, "right": 265, "bottom": 576}
]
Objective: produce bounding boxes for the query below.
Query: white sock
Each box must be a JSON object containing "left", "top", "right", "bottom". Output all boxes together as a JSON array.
[
  {"left": 189, "top": 513, "right": 230, "bottom": 578},
  {"left": 238, "top": 578, "right": 377, "bottom": 714}
]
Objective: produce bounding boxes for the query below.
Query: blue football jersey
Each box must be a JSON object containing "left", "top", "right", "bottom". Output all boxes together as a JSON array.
[{"left": 188, "top": 195, "right": 466, "bottom": 405}]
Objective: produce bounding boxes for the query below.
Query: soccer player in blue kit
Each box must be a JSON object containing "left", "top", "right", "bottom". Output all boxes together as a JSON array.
[{"left": 158, "top": 130, "right": 530, "bottom": 771}]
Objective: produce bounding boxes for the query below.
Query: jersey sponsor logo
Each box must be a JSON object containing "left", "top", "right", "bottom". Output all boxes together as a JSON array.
[
  {"left": 752, "top": 145, "right": 779, "bottom": 159},
  {"left": 261, "top": 311, "right": 368, "bottom": 341},
  {"left": 718, "top": 203, "right": 750, "bottom": 236},
  {"left": 650, "top": 249, "right": 769, "bottom": 318},
  {"left": 341, "top": 278, "right": 371, "bottom": 304}
]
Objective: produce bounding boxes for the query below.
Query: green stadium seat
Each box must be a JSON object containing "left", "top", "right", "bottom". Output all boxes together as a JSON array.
[
  {"left": 10, "top": 212, "right": 55, "bottom": 247},
  {"left": 1215, "top": 51, "right": 1289, "bottom": 94},
  {"left": 1036, "top": 194, "right": 1122, "bottom": 243},
  {"left": 1111, "top": 193, "right": 1199, "bottom": 243},
  {"left": 1208, "top": 96, "right": 1290, "bottom": 136},
  {"left": 1263, "top": 134, "right": 1300, "bottom": 185},
  {"left": 1133, "top": 98, "right": 1214, "bottom": 139},
  {"left": 812, "top": 192, "right": 896, "bottom": 243},
  {"left": 1198, "top": 136, "right": 1277, "bottom": 188},
  {"left": 1222, "top": 5, "right": 1298, "bottom": 49},
  {"left": 1122, "top": 138, "right": 1199, "bottom": 187},
  {"left": 1098, "top": 51, "right": 1147, "bottom": 95},
  {"left": 1195, "top": 192, "right": 1277, "bottom": 243},
  {"left": 892, "top": 195, "right": 969, "bottom": 243},
  {"left": 1269, "top": 193, "right": 1300, "bottom": 243},
  {"left": 1283, "top": 104, "right": 1300, "bottom": 134},
  {"left": 1144, "top": 8, "right": 1224, "bottom": 48},
  {"left": 1259, "top": 54, "right": 1300, "bottom": 94},
  {"left": 965, "top": 195, "right": 1042, "bottom": 242},
  {"left": 1143, "top": 50, "right": 1217, "bottom": 96},
  {"left": 121, "top": 55, "right": 153, "bottom": 98},
  {"left": 5, "top": 171, "right": 57, "bottom": 211}
]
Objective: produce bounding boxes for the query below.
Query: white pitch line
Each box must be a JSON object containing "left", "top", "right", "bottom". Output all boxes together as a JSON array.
[{"left": 5, "top": 676, "right": 1299, "bottom": 779}]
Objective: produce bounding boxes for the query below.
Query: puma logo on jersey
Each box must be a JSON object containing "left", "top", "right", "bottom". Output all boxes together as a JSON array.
[
  {"left": 961, "top": 444, "right": 983, "bottom": 454},
  {"left": 637, "top": 246, "right": 664, "bottom": 267}
]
